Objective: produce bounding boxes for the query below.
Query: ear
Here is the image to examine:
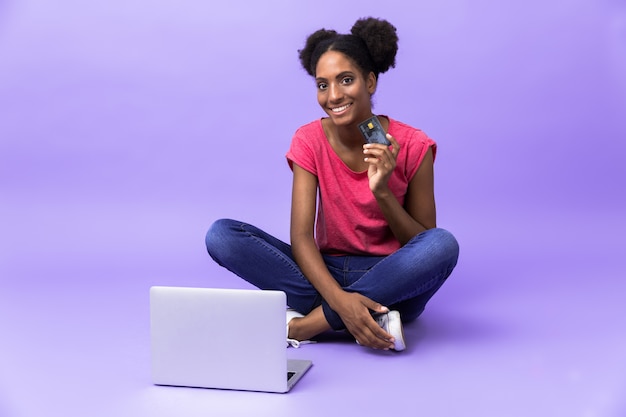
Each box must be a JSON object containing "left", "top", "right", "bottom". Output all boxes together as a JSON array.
[{"left": 367, "top": 71, "right": 377, "bottom": 95}]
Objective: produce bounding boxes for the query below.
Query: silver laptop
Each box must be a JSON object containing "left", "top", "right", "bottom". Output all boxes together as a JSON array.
[{"left": 150, "top": 286, "right": 312, "bottom": 393}]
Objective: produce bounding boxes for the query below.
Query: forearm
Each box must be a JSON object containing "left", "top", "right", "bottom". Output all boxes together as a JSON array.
[
  {"left": 365, "top": 138, "right": 436, "bottom": 245},
  {"left": 374, "top": 189, "right": 428, "bottom": 246},
  {"left": 291, "top": 235, "right": 346, "bottom": 309},
  {"left": 291, "top": 233, "right": 395, "bottom": 350}
]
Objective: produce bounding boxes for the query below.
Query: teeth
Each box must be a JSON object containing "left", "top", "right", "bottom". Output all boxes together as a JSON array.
[{"left": 332, "top": 104, "right": 351, "bottom": 113}]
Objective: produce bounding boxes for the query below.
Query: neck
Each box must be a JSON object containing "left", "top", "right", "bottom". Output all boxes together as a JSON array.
[{"left": 326, "top": 114, "right": 375, "bottom": 148}]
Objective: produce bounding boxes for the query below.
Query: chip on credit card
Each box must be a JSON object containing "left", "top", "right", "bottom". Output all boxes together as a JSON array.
[{"left": 358, "top": 116, "right": 391, "bottom": 145}]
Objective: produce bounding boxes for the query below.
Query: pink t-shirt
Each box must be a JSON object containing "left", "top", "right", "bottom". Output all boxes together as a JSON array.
[{"left": 286, "top": 117, "right": 436, "bottom": 256}]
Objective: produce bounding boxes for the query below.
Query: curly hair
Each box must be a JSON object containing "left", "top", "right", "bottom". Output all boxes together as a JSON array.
[{"left": 298, "top": 17, "right": 399, "bottom": 79}]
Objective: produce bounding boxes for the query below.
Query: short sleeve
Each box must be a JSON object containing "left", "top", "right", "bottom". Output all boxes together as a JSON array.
[
  {"left": 389, "top": 120, "right": 437, "bottom": 182},
  {"left": 286, "top": 123, "right": 319, "bottom": 176}
]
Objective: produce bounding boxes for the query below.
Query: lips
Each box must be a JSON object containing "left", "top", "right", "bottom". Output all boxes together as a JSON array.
[{"left": 330, "top": 103, "right": 352, "bottom": 113}]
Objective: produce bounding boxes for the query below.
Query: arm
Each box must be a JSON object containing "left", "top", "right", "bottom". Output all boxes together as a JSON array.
[
  {"left": 290, "top": 163, "right": 395, "bottom": 350},
  {"left": 289, "top": 163, "right": 343, "bottom": 307},
  {"left": 363, "top": 135, "right": 436, "bottom": 245}
]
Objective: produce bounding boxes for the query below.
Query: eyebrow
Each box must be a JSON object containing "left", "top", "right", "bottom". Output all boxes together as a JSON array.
[{"left": 315, "top": 71, "right": 355, "bottom": 82}]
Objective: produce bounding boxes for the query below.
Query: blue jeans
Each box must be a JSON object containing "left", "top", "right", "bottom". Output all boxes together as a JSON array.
[{"left": 205, "top": 219, "right": 459, "bottom": 331}]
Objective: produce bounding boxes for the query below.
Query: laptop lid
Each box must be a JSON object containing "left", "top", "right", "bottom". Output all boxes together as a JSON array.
[{"left": 150, "top": 286, "right": 312, "bottom": 393}]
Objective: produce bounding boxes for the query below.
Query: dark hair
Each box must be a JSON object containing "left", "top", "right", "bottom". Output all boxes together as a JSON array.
[{"left": 298, "top": 17, "right": 399, "bottom": 79}]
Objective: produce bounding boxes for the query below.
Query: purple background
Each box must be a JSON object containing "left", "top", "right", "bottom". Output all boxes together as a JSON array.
[{"left": 1, "top": 1, "right": 625, "bottom": 416}]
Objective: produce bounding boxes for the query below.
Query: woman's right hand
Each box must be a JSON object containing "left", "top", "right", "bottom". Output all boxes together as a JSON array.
[
  {"left": 290, "top": 165, "right": 395, "bottom": 350},
  {"left": 333, "top": 292, "right": 396, "bottom": 350}
]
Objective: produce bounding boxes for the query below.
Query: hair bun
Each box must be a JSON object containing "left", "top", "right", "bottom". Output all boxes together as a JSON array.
[
  {"left": 298, "top": 29, "right": 338, "bottom": 76},
  {"left": 350, "top": 17, "right": 398, "bottom": 74}
]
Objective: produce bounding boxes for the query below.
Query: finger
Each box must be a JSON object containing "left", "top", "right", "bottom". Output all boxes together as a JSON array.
[
  {"left": 369, "top": 315, "right": 394, "bottom": 343},
  {"left": 361, "top": 297, "right": 389, "bottom": 314},
  {"left": 363, "top": 144, "right": 385, "bottom": 159},
  {"left": 340, "top": 295, "right": 395, "bottom": 350},
  {"left": 363, "top": 142, "right": 391, "bottom": 152},
  {"left": 363, "top": 148, "right": 391, "bottom": 165},
  {"left": 344, "top": 317, "right": 392, "bottom": 350},
  {"left": 356, "top": 322, "right": 395, "bottom": 350},
  {"left": 364, "top": 142, "right": 396, "bottom": 166},
  {"left": 365, "top": 155, "right": 394, "bottom": 174},
  {"left": 359, "top": 300, "right": 396, "bottom": 347},
  {"left": 386, "top": 134, "right": 400, "bottom": 157}
]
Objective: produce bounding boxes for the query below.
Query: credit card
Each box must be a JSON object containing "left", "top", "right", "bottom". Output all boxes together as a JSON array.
[{"left": 358, "top": 116, "right": 390, "bottom": 145}]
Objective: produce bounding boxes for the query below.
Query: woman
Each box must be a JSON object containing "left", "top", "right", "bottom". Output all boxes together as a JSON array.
[{"left": 206, "top": 17, "right": 459, "bottom": 352}]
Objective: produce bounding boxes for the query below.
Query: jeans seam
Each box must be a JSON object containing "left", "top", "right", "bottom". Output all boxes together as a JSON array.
[{"left": 240, "top": 224, "right": 309, "bottom": 286}]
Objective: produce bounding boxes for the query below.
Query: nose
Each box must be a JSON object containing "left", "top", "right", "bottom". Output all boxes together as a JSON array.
[{"left": 328, "top": 82, "right": 343, "bottom": 102}]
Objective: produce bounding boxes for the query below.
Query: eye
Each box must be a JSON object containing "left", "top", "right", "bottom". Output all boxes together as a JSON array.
[
  {"left": 317, "top": 82, "right": 328, "bottom": 91},
  {"left": 341, "top": 77, "right": 354, "bottom": 85}
]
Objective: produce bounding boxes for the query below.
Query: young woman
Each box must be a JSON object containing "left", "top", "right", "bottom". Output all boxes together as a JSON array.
[{"left": 205, "top": 17, "right": 459, "bottom": 352}]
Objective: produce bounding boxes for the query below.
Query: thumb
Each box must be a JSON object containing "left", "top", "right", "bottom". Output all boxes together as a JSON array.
[{"left": 366, "top": 300, "right": 389, "bottom": 314}]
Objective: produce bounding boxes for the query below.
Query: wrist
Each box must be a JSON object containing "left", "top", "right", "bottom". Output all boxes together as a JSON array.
[
  {"left": 372, "top": 186, "right": 392, "bottom": 201},
  {"left": 325, "top": 288, "right": 348, "bottom": 311}
]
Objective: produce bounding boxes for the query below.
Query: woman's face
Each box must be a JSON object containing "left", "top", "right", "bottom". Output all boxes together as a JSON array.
[{"left": 314, "top": 50, "right": 376, "bottom": 127}]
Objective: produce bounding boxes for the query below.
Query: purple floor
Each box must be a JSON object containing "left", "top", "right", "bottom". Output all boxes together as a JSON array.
[
  {"left": 2, "top": 201, "right": 625, "bottom": 417},
  {"left": 1, "top": 1, "right": 626, "bottom": 416}
]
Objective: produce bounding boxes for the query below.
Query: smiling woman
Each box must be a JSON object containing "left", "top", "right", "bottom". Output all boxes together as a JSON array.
[
  {"left": 314, "top": 52, "right": 376, "bottom": 132},
  {"left": 205, "top": 17, "right": 459, "bottom": 353}
]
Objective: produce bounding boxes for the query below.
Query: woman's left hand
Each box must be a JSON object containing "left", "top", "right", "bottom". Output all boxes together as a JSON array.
[{"left": 363, "top": 133, "right": 399, "bottom": 195}]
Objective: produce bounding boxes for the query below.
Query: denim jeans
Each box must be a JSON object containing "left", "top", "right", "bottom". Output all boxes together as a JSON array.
[{"left": 205, "top": 218, "right": 459, "bottom": 330}]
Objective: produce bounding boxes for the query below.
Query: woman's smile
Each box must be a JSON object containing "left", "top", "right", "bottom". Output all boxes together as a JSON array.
[
  {"left": 330, "top": 103, "right": 352, "bottom": 114},
  {"left": 315, "top": 50, "right": 376, "bottom": 126}
]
